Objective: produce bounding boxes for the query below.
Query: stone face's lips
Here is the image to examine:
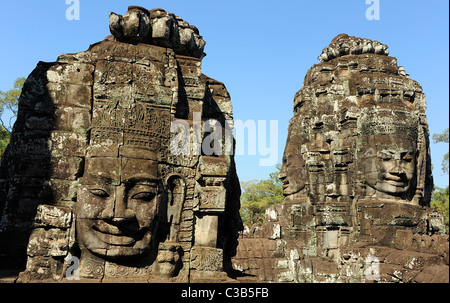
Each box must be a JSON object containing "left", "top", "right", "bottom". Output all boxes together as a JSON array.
[
  {"left": 385, "top": 179, "right": 407, "bottom": 187},
  {"left": 384, "top": 175, "right": 403, "bottom": 181},
  {"left": 92, "top": 220, "right": 141, "bottom": 246},
  {"left": 94, "top": 220, "right": 125, "bottom": 235},
  {"left": 95, "top": 230, "right": 136, "bottom": 246}
]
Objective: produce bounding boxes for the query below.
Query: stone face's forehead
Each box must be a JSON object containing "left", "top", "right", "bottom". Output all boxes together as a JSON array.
[
  {"left": 82, "top": 157, "right": 121, "bottom": 185},
  {"left": 121, "top": 157, "right": 158, "bottom": 183},
  {"left": 119, "top": 146, "right": 158, "bottom": 161},
  {"left": 364, "top": 134, "right": 417, "bottom": 151},
  {"left": 81, "top": 156, "right": 158, "bottom": 185}
]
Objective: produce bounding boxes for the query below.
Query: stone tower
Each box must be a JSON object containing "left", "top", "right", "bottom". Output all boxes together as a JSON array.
[
  {"left": 233, "top": 34, "right": 448, "bottom": 283},
  {"left": 0, "top": 6, "right": 242, "bottom": 282}
]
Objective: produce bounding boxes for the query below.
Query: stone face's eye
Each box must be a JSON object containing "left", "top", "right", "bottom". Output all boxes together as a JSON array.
[
  {"left": 131, "top": 192, "right": 156, "bottom": 201},
  {"left": 380, "top": 155, "right": 392, "bottom": 161},
  {"left": 88, "top": 188, "right": 110, "bottom": 197},
  {"left": 402, "top": 154, "right": 413, "bottom": 162}
]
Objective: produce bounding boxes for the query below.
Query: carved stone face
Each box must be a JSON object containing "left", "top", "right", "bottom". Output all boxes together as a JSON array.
[
  {"left": 362, "top": 135, "right": 416, "bottom": 196},
  {"left": 279, "top": 134, "right": 306, "bottom": 196},
  {"left": 76, "top": 147, "right": 161, "bottom": 260}
]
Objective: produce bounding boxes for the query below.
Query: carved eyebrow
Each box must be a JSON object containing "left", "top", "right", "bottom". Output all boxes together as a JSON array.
[
  {"left": 121, "top": 175, "right": 158, "bottom": 184},
  {"left": 81, "top": 174, "right": 117, "bottom": 185},
  {"left": 380, "top": 149, "right": 413, "bottom": 155}
]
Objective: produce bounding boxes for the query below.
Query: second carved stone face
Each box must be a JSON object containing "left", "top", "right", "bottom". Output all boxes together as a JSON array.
[
  {"left": 279, "top": 119, "right": 308, "bottom": 197},
  {"left": 76, "top": 146, "right": 161, "bottom": 260},
  {"left": 361, "top": 135, "right": 416, "bottom": 197},
  {"left": 280, "top": 151, "right": 306, "bottom": 196}
]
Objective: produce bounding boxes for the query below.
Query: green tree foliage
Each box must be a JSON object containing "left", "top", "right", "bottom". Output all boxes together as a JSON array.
[
  {"left": 0, "top": 126, "right": 10, "bottom": 159},
  {"left": 0, "top": 77, "right": 25, "bottom": 130},
  {"left": 0, "top": 77, "right": 25, "bottom": 158},
  {"left": 240, "top": 164, "right": 284, "bottom": 227},
  {"left": 430, "top": 128, "right": 449, "bottom": 233},
  {"left": 432, "top": 128, "right": 449, "bottom": 175},
  {"left": 431, "top": 186, "right": 449, "bottom": 233}
]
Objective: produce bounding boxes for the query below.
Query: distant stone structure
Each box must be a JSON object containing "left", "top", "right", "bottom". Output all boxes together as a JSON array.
[
  {"left": 0, "top": 6, "right": 242, "bottom": 282},
  {"left": 233, "top": 34, "right": 449, "bottom": 283}
]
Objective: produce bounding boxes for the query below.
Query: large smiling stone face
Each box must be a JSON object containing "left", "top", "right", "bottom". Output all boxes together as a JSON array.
[
  {"left": 361, "top": 135, "right": 417, "bottom": 197},
  {"left": 75, "top": 145, "right": 161, "bottom": 260}
]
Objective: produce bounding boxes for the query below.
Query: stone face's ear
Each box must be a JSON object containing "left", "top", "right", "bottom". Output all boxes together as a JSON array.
[{"left": 164, "top": 174, "right": 186, "bottom": 242}]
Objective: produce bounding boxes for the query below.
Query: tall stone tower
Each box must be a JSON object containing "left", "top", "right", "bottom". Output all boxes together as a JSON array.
[
  {"left": 0, "top": 6, "right": 242, "bottom": 282},
  {"left": 233, "top": 34, "right": 448, "bottom": 283}
]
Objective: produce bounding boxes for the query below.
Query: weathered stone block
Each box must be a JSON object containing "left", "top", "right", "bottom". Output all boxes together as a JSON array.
[
  {"left": 48, "top": 180, "right": 78, "bottom": 202},
  {"left": 197, "top": 186, "right": 226, "bottom": 212},
  {"left": 190, "top": 246, "right": 223, "bottom": 271},
  {"left": 133, "top": 61, "right": 166, "bottom": 86},
  {"left": 47, "top": 63, "right": 94, "bottom": 85},
  {"left": 133, "top": 43, "right": 168, "bottom": 63},
  {"left": 50, "top": 156, "right": 83, "bottom": 180},
  {"left": 7, "top": 155, "right": 50, "bottom": 178},
  {"left": 49, "top": 131, "right": 88, "bottom": 157},
  {"left": 27, "top": 227, "right": 70, "bottom": 259},
  {"left": 198, "top": 156, "right": 229, "bottom": 178},
  {"left": 93, "top": 83, "right": 133, "bottom": 105},
  {"left": 194, "top": 214, "right": 218, "bottom": 247},
  {"left": 7, "top": 133, "right": 50, "bottom": 156},
  {"left": 47, "top": 83, "right": 92, "bottom": 109},
  {"left": 132, "top": 83, "right": 172, "bottom": 105},
  {"left": 54, "top": 107, "right": 91, "bottom": 132},
  {"left": 94, "top": 60, "right": 133, "bottom": 84},
  {"left": 34, "top": 205, "right": 72, "bottom": 228}
]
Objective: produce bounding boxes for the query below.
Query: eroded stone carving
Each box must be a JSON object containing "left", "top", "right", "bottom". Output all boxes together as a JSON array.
[
  {"left": 109, "top": 6, "right": 206, "bottom": 59},
  {"left": 357, "top": 112, "right": 418, "bottom": 200},
  {"left": 76, "top": 145, "right": 161, "bottom": 260},
  {"left": 279, "top": 34, "right": 431, "bottom": 206},
  {"left": 234, "top": 34, "right": 448, "bottom": 283},
  {"left": 0, "top": 6, "right": 242, "bottom": 282}
]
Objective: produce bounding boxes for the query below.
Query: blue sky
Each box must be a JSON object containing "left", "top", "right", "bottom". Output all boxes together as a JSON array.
[{"left": 0, "top": 0, "right": 448, "bottom": 187}]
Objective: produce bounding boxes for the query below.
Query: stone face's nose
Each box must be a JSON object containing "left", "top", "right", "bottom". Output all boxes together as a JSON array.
[
  {"left": 112, "top": 185, "right": 135, "bottom": 224},
  {"left": 278, "top": 163, "right": 287, "bottom": 180},
  {"left": 390, "top": 160, "right": 406, "bottom": 176}
]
